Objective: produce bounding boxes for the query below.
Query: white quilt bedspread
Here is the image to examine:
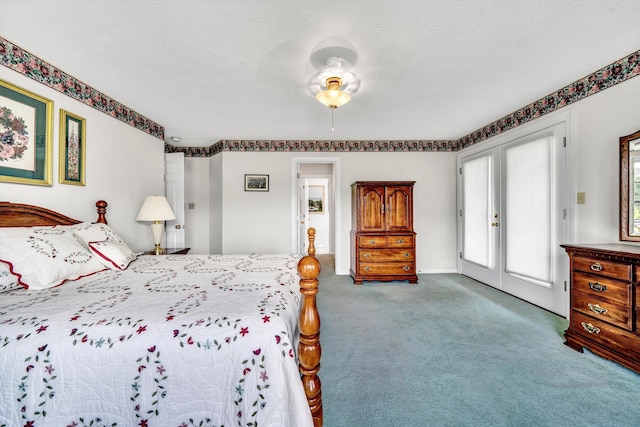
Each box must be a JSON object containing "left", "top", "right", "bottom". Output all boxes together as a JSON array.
[{"left": 0, "top": 254, "right": 313, "bottom": 427}]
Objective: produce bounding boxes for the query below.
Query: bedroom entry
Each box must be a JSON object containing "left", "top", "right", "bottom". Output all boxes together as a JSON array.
[
  {"left": 457, "top": 122, "right": 568, "bottom": 316},
  {"left": 292, "top": 158, "right": 340, "bottom": 260}
]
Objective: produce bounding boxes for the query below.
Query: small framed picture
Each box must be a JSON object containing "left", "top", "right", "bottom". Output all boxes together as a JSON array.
[
  {"left": 308, "top": 185, "right": 324, "bottom": 213},
  {"left": 59, "top": 109, "right": 86, "bottom": 185},
  {"left": 245, "top": 174, "right": 269, "bottom": 192}
]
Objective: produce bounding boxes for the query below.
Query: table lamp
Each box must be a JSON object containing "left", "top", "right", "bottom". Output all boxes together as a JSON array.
[{"left": 136, "top": 195, "right": 176, "bottom": 255}]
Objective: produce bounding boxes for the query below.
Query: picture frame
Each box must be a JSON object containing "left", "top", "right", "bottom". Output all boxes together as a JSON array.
[
  {"left": 244, "top": 174, "right": 269, "bottom": 192},
  {"left": 308, "top": 185, "right": 325, "bottom": 213},
  {"left": 0, "top": 79, "right": 53, "bottom": 186},
  {"left": 59, "top": 109, "right": 86, "bottom": 185}
]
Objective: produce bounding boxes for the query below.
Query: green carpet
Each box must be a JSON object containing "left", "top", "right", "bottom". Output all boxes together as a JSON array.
[{"left": 316, "top": 256, "right": 640, "bottom": 427}]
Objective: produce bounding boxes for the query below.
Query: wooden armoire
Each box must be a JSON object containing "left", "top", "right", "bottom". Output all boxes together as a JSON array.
[{"left": 350, "top": 181, "right": 417, "bottom": 284}]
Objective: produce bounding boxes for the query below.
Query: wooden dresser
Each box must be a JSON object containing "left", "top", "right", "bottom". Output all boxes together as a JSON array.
[
  {"left": 350, "top": 181, "right": 417, "bottom": 284},
  {"left": 561, "top": 244, "right": 640, "bottom": 374}
]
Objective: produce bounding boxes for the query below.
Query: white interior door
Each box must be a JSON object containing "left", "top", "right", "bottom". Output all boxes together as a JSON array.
[
  {"left": 165, "top": 152, "right": 185, "bottom": 248},
  {"left": 458, "top": 123, "right": 567, "bottom": 316}
]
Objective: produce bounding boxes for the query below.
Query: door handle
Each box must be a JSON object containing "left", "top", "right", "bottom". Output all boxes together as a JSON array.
[{"left": 175, "top": 225, "right": 182, "bottom": 229}]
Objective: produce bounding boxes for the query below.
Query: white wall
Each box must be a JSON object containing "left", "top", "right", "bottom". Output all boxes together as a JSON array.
[
  {"left": 570, "top": 76, "right": 640, "bottom": 243},
  {"left": 337, "top": 152, "right": 458, "bottom": 274},
  {"left": 203, "top": 149, "right": 459, "bottom": 274},
  {"left": 184, "top": 157, "right": 210, "bottom": 254},
  {"left": 0, "top": 69, "right": 165, "bottom": 251},
  {"left": 209, "top": 154, "right": 223, "bottom": 253},
  {"left": 220, "top": 152, "right": 294, "bottom": 254}
]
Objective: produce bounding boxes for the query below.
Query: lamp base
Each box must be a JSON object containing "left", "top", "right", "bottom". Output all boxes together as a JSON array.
[{"left": 154, "top": 244, "right": 165, "bottom": 255}]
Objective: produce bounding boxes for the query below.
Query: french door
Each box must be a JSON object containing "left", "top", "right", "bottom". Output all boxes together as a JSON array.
[{"left": 458, "top": 123, "right": 568, "bottom": 316}]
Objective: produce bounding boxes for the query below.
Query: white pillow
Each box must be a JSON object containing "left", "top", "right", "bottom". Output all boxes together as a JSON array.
[
  {"left": 89, "top": 240, "right": 139, "bottom": 270},
  {"left": 67, "top": 222, "right": 127, "bottom": 245},
  {"left": 67, "top": 222, "right": 138, "bottom": 270},
  {"left": 0, "top": 226, "right": 105, "bottom": 290},
  {"left": 0, "top": 261, "right": 20, "bottom": 293}
]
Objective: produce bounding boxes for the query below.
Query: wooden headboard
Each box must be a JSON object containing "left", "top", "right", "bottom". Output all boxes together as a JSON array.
[{"left": 0, "top": 200, "right": 108, "bottom": 227}]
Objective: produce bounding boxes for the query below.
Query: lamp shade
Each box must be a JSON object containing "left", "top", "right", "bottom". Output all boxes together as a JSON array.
[
  {"left": 316, "top": 88, "right": 351, "bottom": 109},
  {"left": 136, "top": 195, "right": 176, "bottom": 221},
  {"left": 315, "top": 76, "right": 352, "bottom": 109}
]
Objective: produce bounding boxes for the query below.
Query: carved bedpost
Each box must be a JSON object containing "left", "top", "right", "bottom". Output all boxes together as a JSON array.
[
  {"left": 96, "top": 200, "right": 108, "bottom": 224},
  {"left": 297, "top": 228, "right": 322, "bottom": 427}
]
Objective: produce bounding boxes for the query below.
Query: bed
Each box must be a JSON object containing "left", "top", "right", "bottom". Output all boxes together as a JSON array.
[{"left": 0, "top": 200, "right": 322, "bottom": 427}]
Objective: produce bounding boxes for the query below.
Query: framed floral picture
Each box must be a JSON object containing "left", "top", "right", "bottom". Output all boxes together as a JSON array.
[
  {"left": 0, "top": 79, "right": 53, "bottom": 186},
  {"left": 59, "top": 109, "right": 86, "bottom": 185}
]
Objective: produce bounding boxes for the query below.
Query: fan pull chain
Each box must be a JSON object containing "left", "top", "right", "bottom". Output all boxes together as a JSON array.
[{"left": 331, "top": 107, "right": 335, "bottom": 132}]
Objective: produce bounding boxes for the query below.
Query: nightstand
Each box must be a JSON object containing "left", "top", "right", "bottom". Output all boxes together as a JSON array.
[{"left": 145, "top": 247, "right": 190, "bottom": 255}]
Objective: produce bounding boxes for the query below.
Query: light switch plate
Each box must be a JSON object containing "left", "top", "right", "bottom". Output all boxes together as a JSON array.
[{"left": 577, "top": 192, "right": 586, "bottom": 204}]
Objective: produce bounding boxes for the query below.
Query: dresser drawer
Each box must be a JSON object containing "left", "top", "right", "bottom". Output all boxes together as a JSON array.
[
  {"left": 387, "top": 235, "right": 414, "bottom": 248},
  {"left": 572, "top": 256, "right": 631, "bottom": 281},
  {"left": 572, "top": 290, "right": 632, "bottom": 331},
  {"left": 571, "top": 272, "right": 631, "bottom": 305},
  {"left": 358, "top": 235, "right": 387, "bottom": 248},
  {"left": 360, "top": 249, "right": 414, "bottom": 262},
  {"left": 570, "top": 311, "right": 640, "bottom": 360},
  {"left": 359, "top": 262, "right": 415, "bottom": 276}
]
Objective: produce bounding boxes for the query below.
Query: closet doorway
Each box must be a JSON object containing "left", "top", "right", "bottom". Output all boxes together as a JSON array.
[
  {"left": 291, "top": 158, "right": 341, "bottom": 264},
  {"left": 457, "top": 122, "right": 569, "bottom": 316}
]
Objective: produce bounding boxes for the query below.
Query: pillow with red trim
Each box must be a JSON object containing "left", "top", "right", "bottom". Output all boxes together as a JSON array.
[
  {"left": 0, "top": 262, "right": 20, "bottom": 293},
  {"left": 0, "top": 226, "right": 105, "bottom": 290},
  {"left": 88, "top": 240, "right": 139, "bottom": 271}
]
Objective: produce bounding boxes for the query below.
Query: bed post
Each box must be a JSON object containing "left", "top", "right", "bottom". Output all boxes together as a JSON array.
[
  {"left": 297, "top": 228, "right": 322, "bottom": 427},
  {"left": 96, "top": 200, "right": 108, "bottom": 224}
]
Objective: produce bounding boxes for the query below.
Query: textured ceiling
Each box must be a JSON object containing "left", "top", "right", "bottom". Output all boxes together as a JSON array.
[{"left": 1, "top": 0, "right": 640, "bottom": 147}]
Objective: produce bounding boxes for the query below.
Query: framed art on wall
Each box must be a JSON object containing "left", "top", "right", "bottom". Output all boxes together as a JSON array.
[
  {"left": 59, "top": 109, "right": 86, "bottom": 185},
  {"left": 0, "top": 79, "right": 53, "bottom": 186},
  {"left": 244, "top": 174, "right": 269, "bottom": 191},
  {"left": 308, "top": 185, "right": 324, "bottom": 213}
]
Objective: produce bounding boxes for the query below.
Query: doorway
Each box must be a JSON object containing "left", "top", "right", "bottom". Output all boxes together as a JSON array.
[
  {"left": 291, "top": 158, "right": 341, "bottom": 271},
  {"left": 457, "top": 122, "right": 569, "bottom": 316}
]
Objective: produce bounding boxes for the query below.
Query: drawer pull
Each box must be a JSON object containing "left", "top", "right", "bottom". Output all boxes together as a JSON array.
[
  {"left": 402, "top": 266, "right": 410, "bottom": 271},
  {"left": 581, "top": 322, "right": 600, "bottom": 334},
  {"left": 589, "top": 262, "right": 603, "bottom": 272},
  {"left": 364, "top": 253, "right": 371, "bottom": 258},
  {"left": 398, "top": 239, "right": 404, "bottom": 244},
  {"left": 369, "top": 240, "right": 376, "bottom": 244},
  {"left": 364, "top": 266, "right": 370, "bottom": 272},
  {"left": 588, "top": 303, "right": 608, "bottom": 315},
  {"left": 588, "top": 282, "right": 608, "bottom": 292},
  {"left": 404, "top": 252, "right": 410, "bottom": 257}
]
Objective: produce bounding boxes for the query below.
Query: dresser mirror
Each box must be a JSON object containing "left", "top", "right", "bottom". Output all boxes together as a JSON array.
[{"left": 620, "top": 129, "right": 640, "bottom": 241}]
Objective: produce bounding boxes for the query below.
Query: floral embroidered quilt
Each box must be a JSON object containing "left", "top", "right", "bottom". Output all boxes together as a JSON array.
[{"left": 0, "top": 254, "right": 313, "bottom": 427}]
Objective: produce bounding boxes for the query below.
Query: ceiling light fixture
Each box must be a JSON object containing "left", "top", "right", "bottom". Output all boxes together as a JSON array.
[
  {"left": 308, "top": 48, "right": 360, "bottom": 131},
  {"left": 316, "top": 76, "right": 351, "bottom": 109}
]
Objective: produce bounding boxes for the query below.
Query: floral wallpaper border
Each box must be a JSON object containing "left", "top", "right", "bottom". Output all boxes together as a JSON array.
[
  {"left": 2, "top": 35, "right": 637, "bottom": 154},
  {"left": 164, "top": 139, "right": 457, "bottom": 157},
  {"left": 458, "top": 49, "right": 640, "bottom": 149},
  {"left": 0, "top": 37, "right": 164, "bottom": 140}
]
